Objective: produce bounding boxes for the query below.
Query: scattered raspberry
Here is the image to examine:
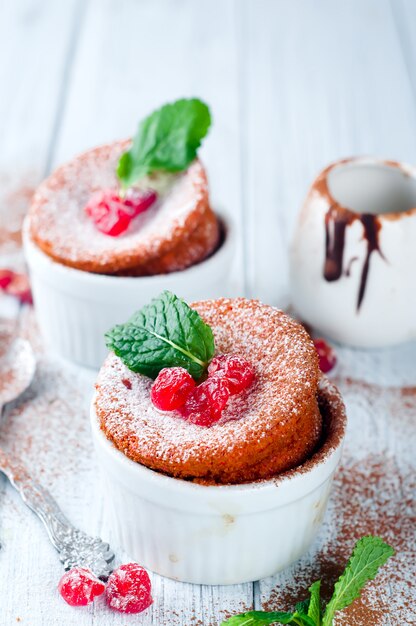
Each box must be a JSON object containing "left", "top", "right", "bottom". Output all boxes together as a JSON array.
[
  {"left": 85, "top": 188, "right": 157, "bottom": 236},
  {"left": 106, "top": 563, "right": 152, "bottom": 614},
  {"left": 151, "top": 367, "right": 196, "bottom": 411},
  {"left": 58, "top": 567, "right": 105, "bottom": 607},
  {"left": 314, "top": 338, "right": 337, "bottom": 373},
  {"left": 5, "top": 273, "right": 33, "bottom": 304},
  {"left": 180, "top": 376, "right": 230, "bottom": 426},
  {"left": 0, "top": 269, "right": 13, "bottom": 290},
  {"left": 0, "top": 269, "right": 33, "bottom": 305},
  {"left": 208, "top": 354, "right": 255, "bottom": 394}
]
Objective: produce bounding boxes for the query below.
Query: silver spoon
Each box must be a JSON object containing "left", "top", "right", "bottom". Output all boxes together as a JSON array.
[{"left": 0, "top": 333, "right": 114, "bottom": 579}]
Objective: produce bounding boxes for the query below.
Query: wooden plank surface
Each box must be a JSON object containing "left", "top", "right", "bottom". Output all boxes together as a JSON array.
[
  {"left": 0, "top": 1, "right": 415, "bottom": 624},
  {"left": 0, "top": 0, "right": 82, "bottom": 273}
]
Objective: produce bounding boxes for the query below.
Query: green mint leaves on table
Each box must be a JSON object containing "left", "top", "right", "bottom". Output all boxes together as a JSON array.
[
  {"left": 321, "top": 535, "right": 394, "bottom": 625},
  {"left": 105, "top": 291, "right": 215, "bottom": 380},
  {"left": 221, "top": 612, "right": 314, "bottom": 626},
  {"left": 305, "top": 581, "right": 321, "bottom": 625},
  {"left": 221, "top": 536, "right": 394, "bottom": 626},
  {"left": 117, "top": 98, "right": 211, "bottom": 190}
]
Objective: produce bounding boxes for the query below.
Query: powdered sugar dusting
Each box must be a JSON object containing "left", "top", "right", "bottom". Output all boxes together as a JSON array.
[
  {"left": 28, "top": 141, "right": 213, "bottom": 273},
  {"left": 95, "top": 298, "right": 322, "bottom": 483}
]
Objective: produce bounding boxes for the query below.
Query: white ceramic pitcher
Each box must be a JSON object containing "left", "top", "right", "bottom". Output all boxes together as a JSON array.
[{"left": 290, "top": 157, "right": 416, "bottom": 347}]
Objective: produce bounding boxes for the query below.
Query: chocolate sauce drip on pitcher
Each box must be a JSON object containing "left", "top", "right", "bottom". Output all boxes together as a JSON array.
[
  {"left": 323, "top": 206, "right": 385, "bottom": 312},
  {"left": 324, "top": 206, "right": 354, "bottom": 282},
  {"left": 356, "top": 214, "right": 384, "bottom": 310}
]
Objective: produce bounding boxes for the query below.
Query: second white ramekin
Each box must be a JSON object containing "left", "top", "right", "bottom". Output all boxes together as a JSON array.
[
  {"left": 90, "top": 378, "right": 346, "bottom": 585},
  {"left": 23, "top": 214, "right": 235, "bottom": 369}
]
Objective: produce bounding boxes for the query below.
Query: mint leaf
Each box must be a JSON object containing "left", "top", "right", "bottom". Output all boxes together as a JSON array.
[
  {"left": 295, "top": 600, "right": 310, "bottom": 615},
  {"left": 292, "top": 615, "right": 316, "bottom": 626},
  {"left": 296, "top": 617, "right": 316, "bottom": 626},
  {"left": 322, "top": 536, "right": 394, "bottom": 626},
  {"left": 307, "top": 581, "right": 321, "bottom": 625},
  {"left": 221, "top": 611, "right": 316, "bottom": 626},
  {"left": 219, "top": 536, "right": 394, "bottom": 626},
  {"left": 221, "top": 611, "right": 302, "bottom": 626},
  {"left": 117, "top": 98, "right": 211, "bottom": 189},
  {"left": 105, "top": 291, "right": 214, "bottom": 380}
]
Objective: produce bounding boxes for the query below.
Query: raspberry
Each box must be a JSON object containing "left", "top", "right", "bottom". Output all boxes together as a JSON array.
[
  {"left": 208, "top": 354, "right": 255, "bottom": 394},
  {"left": 0, "top": 269, "right": 14, "bottom": 290},
  {"left": 85, "top": 188, "right": 157, "bottom": 236},
  {"left": 151, "top": 367, "right": 196, "bottom": 411},
  {"left": 5, "top": 273, "right": 33, "bottom": 304},
  {"left": 314, "top": 338, "right": 337, "bottom": 373},
  {"left": 0, "top": 269, "right": 33, "bottom": 305},
  {"left": 58, "top": 567, "right": 105, "bottom": 607},
  {"left": 180, "top": 376, "right": 230, "bottom": 426},
  {"left": 124, "top": 188, "right": 157, "bottom": 215},
  {"left": 106, "top": 563, "right": 152, "bottom": 614}
]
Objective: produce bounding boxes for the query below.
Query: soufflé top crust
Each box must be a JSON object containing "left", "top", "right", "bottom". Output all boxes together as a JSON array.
[
  {"left": 95, "top": 298, "right": 324, "bottom": 484},
  {"left": 27, "top": 140, "right": 220, "bottom": 275}
]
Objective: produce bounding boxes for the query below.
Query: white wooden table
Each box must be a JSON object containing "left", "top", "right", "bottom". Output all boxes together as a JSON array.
[{"left": 0, "top": 1, "right": 415, "bottom": 624}]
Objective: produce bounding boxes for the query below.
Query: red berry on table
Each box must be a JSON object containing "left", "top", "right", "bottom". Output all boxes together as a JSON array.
[
  {"left": 5, "top": 272, "right": 33, "bottom": 304},
  {"left": 85, "top": 188, "right": 157, "bottom": 236},
  {"left": 180, "top": 376, "right": 230, "bottom": 426},
  {"left": 0, "top": 269, "right": 33, "bottom": 305},
  {"left": 58, "top": 567, "right": 105, "bottom": 607},
  {"left": 106, "top": 563, "right": 152, "bottom": 614},
  {"left": 151, "top": 367, "right": 196, "bottom": 411},
  {"left": 313, "top": 338, "right": 337, "bottom": 373},
  {"left": 208, "top": 354, "right": 255, "bottom": 394},
  {"left": 0, "top": 269, "right": 14, "bottom": 290}
]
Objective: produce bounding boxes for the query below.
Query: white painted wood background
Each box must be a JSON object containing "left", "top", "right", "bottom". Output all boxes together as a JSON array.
[{"left": 0, "top": 1, "right": 415, "bottom": 624}]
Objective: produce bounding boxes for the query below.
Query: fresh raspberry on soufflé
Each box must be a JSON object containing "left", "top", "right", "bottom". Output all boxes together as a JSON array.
[
  {"left": 26, "top": 99, "right": 220, "bottom": 276},
  {"left": 95, "top": 296, "right": 323, "bottom": 485}
]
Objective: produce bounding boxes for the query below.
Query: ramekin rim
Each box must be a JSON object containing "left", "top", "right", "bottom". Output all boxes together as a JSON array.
[
  {"left": 22, "top": 210, "right": 235, "bottom": 285},
  {"left": 323, "top": 155, "right": 416, "bottom": 178},
  {"left": 314, "top": 156, "right": 416, "bottom": 220}
]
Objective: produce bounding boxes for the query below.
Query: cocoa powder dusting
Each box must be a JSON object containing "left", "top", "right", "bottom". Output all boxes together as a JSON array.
[
  {"left": 261, "top": 376, "right": 415, "bottom": 625},
  {"left": 0, "top": 315, "right": 93, "bottom": 491}
]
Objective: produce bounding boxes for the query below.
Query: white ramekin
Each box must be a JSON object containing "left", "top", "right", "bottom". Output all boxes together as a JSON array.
[
  {"left": 90, "top": 379, "right": 346, "bottom": 585},
  {"left": 23, "top": 214, "right": 235, "bottom": 369}
]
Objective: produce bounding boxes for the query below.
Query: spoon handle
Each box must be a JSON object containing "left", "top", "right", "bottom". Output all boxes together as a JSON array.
[{"left": 0, "top": 447, "right": 114, "bottom": 579}]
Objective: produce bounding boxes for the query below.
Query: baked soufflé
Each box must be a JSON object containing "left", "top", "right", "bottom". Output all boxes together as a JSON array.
[
  {"left": 95, "top": 294, "right": 328, "bottom": 485},
  {"left": 27, "top": 99, "right": 221, "bottom": 276}
]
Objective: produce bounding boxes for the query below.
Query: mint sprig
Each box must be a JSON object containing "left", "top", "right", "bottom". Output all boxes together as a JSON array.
[
  {"left": 105, "top": 291, "right": 214, "bottom": 380},
  {"left": 221, "top": 536, "right": 394, "bottom": 626},
  {"left": 306, "top": 581, "right": 321, "bottom": 626},
  {"left": 321, "top": 536, "right": 394, "bottom": 625},
  {"left": 221, "top": 612, "right": 314, "bottom": 626},
  {"left": 117, "top": 98, "right": 211, "bottom": 189}
]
